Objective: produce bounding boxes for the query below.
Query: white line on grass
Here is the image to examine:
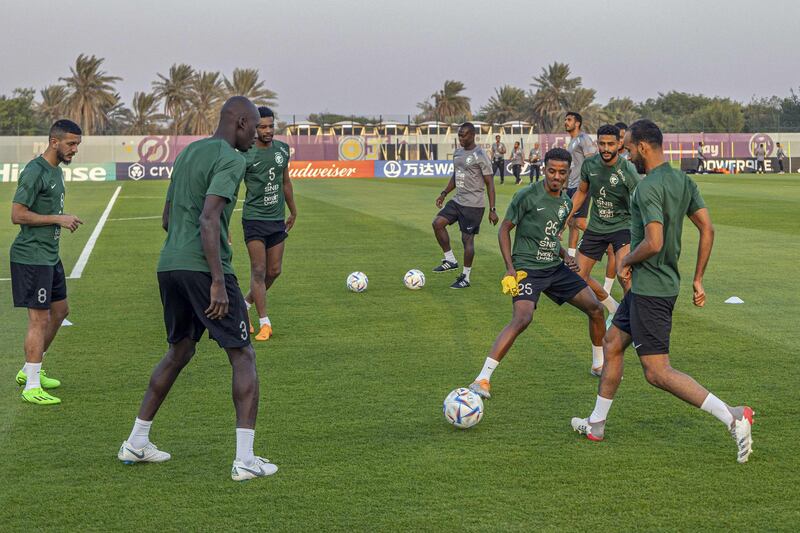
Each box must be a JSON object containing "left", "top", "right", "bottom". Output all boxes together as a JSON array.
[
  {"left": 69, "top": 186, "right": 122, "bottom": 279},
  {"left": 108, "top": 215, "right": 162, "bottom": 222}
]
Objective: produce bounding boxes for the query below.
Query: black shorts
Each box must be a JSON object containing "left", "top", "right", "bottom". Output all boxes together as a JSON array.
[
  {"left": 512, "top": 262, "right": 588, "bottom": 307},
  {"left": 566, "top": 187, "right": 589, "bottom": 218},
  {"left": 11, "top": 261, "right": 67, "bottom": 309},
  {"left": 578, "top": 229, "right": 631, "bottom": 261},
  {"left": 437, "top": 200, "right": 485, "bottom": 235},
  {"left": 157, "top": 270, "right": 251, "bottom": 349},
  {"left": 612, "top": 292, "right": 677, "bottom": 356},
  {"left": 243, "top": 219, "right": 288, "bottom": 249}
]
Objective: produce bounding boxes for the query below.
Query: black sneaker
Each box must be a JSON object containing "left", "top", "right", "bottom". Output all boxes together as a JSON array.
[
  {"left": 433, "top": 260, "right": 458, "bottom": 273},
  {"left": 450, "top": 274, "right": 470, "bottom": 289}
]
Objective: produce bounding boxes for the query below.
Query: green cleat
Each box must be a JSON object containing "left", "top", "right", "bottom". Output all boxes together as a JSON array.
[
  {"left": 16, "top": 369, "right": 61, "bottom": 389},
  {"left": 21, "top": 387, "right": 61, "bottom": 405}
]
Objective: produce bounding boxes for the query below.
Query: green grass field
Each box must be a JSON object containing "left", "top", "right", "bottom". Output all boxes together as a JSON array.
[{"left": 1, "top": 174, "right": 798, "bottom": 531}]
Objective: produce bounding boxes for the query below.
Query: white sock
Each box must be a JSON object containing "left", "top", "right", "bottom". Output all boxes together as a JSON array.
[
  {"left": 21, "top": 352, "right": 46, "bottom": 374},
  {"left": 444, "top": 250, "right": 457, "bottom": 263},
  {"left": 476, "top": 357, "right": 500, "bottom": 382},
  {"left": 259, "top": 316, "right": 271, "bottom": 327},
  {"left": 245, "top": 300, "right": 252, "bottom": 310},
  {"left": 236, "top": 428, "right": 256, "bottom": 465},
  {"left": 603, "top": 277, "right": 615, "bottom": 293},
  {"left": 128, "top": 418, "right": 152, "bottom": 449},
  {"left": 589, "top": 395, "right": 613, "bottom": 423},
  {"left": 592, "top": 345, "right": 604, "bottom": 368},
  {"left": 600, "top": 296, "right": 619, "bottom": 313},
  {"left": 568, "top": 248, "right": 576, "bottom": 257},
  {"left": 700, "top": 393, "right": 734, "bottom": 427},
  {"left": 462, "top": 266, "right": 472, "bottom": 282},
  {"left": 23, "top": 362, "right": 42, "bottom": 390}
]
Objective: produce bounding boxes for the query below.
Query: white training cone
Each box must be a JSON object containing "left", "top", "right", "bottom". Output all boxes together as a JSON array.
[{"left": 724, "top": 296, "right": 744, "bottom": 304}]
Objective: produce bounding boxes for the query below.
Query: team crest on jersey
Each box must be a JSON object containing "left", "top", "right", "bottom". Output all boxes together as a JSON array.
[
  {"left": 466, "top": 155, "right": 474, "bottom": 164},
  {"left": 609, "top": 174, "right": 619, "bottom": 186},
  {"left": 558, "top": 206, "right": 567, "bottom": 219},
  {"left": 275, "top": 153, "right": 285, "bottom": 165}
]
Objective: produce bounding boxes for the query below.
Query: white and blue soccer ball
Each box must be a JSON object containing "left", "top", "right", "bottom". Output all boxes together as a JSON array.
[
  {"left": 346, "top": 271, "right": 368, "bottom": 292},
  {"left": 443, "top": 387, "right": 484, "bottom": 429},
  {"left": 403, "top": 269, "right": 426, "bottom": 290}
]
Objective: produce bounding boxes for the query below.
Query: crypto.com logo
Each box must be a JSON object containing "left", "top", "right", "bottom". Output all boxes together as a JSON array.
[{"left": 128, "top": 163, "right": 145, "bottom": 180}]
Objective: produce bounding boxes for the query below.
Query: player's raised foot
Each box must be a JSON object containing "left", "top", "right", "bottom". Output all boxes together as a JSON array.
[
  {"left": 450, "top": 274, "right": 470, "bottom": 289},
  {"left": 571, "top": 417, "right": 605, "bottom": 441},
  {"left": 468, "top": 379, "right": 491, "bottom": 399},
  {"left": 255, "top": 324, "right": 272, "bottom": 341},
  {"left": 231, "top": 456, "right": 278, "bottom": 481},
  {"left": 16, "top": 369, "right": 61, "bottom": 389},
  {"left": 605, "top": 313, "right": 615, "bottom": 330},
  {"left": 118, "top": 441, "right": 171, "bottom": 464},
  {"left": 729, "top": 406, "right": 754, "bottom": 463},
  {"left": 433, "top": 259, "right": 458, "bottom": 273},
  {"left": 21, "top": 387, "right": 61, "bottom": 405}
]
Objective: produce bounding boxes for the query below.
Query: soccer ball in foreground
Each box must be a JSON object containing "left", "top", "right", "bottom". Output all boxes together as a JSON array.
[
  {"left": 443, "top": 387, "right": 484, "bottom": 429},
  {"left": 403, "top": 269, "right": 426, "bottom": 290},
  {"left": 346, "top": 271, "right": 368, "bottom": 292}
]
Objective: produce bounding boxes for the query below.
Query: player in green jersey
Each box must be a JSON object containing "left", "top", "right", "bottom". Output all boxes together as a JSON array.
[
  {"left": 241, "top": 107, "right": 297, "bottom": 341},
  {"left": 468, "top": 148, "right": 606, "bottom": 399},
  {"left": 119, "top": 97, "right": 279, "bottom": 481},
  {"left": 10, "top": 120, "right": 83, "bottom": 405},
  {"left": 565, "top": 125, "right": 640, "bottom": 375},
  {"left": 571, "top": 120, "right": 754, "bottom": 463}
]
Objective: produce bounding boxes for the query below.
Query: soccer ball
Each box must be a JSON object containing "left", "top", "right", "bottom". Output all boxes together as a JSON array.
[
  {"left": 403, "top": 269, "right": 425, "bottom": 290},
  {"left": 346, "top": 271, "right": 368, "bottom": 292},
  {"left": 443, "top": 387, "right": 484, "bottom": 429}
]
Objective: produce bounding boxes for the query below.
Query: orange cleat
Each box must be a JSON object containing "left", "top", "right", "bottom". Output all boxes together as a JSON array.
[
  {"left": 468, "top": 379, "right": 491, "bottom": 399},
  {"left": 255, "top": 324, "right": 272, "bottom": 341}
]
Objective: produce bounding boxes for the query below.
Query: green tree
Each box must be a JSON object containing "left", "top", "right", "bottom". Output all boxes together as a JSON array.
[
  {"left": 122, "top": 91, "right": 167, "bottom": 134},
  {"left": 0, "top": 88, "right": 44, "bottom": 135},
  {"left": 685, "top": 100, "right": 744, "bottom": 132},
  {"left": 184, "top": 71, "right": 224, "bottom": 135},
  {"left": 60, "top": 54, "right": 122, "bottom": 134},
  {"left": 530, "top": 62, "right": 581, "bottom": 132},
  {"left": 223, "top": 68, "right": 277, "bottom": 107},
  {"left": 416, "top": 80, "right": 471, "bottom": 123},
  {"left": 602, "top": 97, "right": 639, "bottom": 126},
  {"left": 37, "top": 85, "right": 68, "bottom": 126},
  {"left": 479, "top": 85, "right": 528, "bottom": 124},
  {"left": 743, "top": 97, "right": 781, "bottom": 132},
  {"left": 153, "top": 63, "right": 195, "bottom": 134}
]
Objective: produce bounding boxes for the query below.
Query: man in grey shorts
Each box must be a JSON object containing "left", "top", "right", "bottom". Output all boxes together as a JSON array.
[
  {"left": 433, "top": 122, "right": 499, "bottom": 288},
  {"left": 755, "top": 143, "right": 766, "bottom": 174}
]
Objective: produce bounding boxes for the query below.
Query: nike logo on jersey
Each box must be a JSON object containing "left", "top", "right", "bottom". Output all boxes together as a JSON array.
[
  {"left": 51, "top": 183, "right": 56, "bottom": 189},
  {"left": 537, "top": 207, "right": 545, "bottom": 211},
  {"left": 589, "top": 173, "right": 597, "bottom": 176},
  {"left": 253, "top": 161, "right": 262, "bottom": 167},
  {"left": 633, "top": 343, "right": 642, "bottom": 349}
]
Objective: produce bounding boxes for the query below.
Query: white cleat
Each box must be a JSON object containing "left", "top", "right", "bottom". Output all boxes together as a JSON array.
[
  {"left": 231, "top": 456, "right": 278, "bottom": 481},
  {"left": 571, "top": 417, "right": 605, "bottom": 441},
  {"left": 730, "top": 406, "right": 755, "bottom": 463},
  {"left": 118, "top": 440, "right": 171, "bottom": 464},
  {"left": 590, "top": 366, "right": 603, "bottom": 377}
]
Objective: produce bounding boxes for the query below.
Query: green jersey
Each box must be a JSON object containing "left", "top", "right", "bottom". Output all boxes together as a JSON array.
[
  {"left": 630, "top": 163, "right": 706, "bottom": 297},
  {"left": 242, "top": 140, "right": 291, "bottom": 221},
  {"left": 10, "top": 156, "right": 65, "bottom": 266},
  {"left": 580, "top": 154, "right": 640, "bottom": 234},
  {"left": 505, "top": 181, "right": 572, "bottom": 270},
  {"left": 157, "top": 138, "right": 246, "bottom": 275}
]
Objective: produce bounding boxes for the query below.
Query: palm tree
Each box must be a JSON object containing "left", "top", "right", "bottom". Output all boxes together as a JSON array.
[
  {"left": 38, "top": 85, "right": 68, "bottom": 125},
  {"left": 184, "top": 71, "right": 224, "bottom": 135},
  {"left": 59, "top": 54, "right": 122, "bottom": 134},
  {"left": 602, "top": 97, "right": 639, "bottom": 126},
  {"left": 480, "top": 85, "right": 528, "bottom": 124},
  {"left": 153, "top": 63, "right": 195, "bottom": 134},
  {"left": 223, "top": 68, "right": 277, "bottom": 107},
  {"left": 431, "top": 80, "right": 471, "bottom": 123},
  {"left": 565, "top": 87, "right": 603, "bottom": 132},
  {"left": 102, "top": 93, "right": 129, "bottom": 135},
  {"left": 530, "top": 62, "right": 581, "bottom": 132},
  {"left": 123, "top": 92, "right": 167, "bottom": 134}
]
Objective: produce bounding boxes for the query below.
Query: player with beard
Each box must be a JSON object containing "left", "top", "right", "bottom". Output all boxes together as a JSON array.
[
  {"left": 564, "top": 124, "right": 640, "bottom": 375},
  {"left": 10, "top": 120, "right": 84, "bottom": 405},
  {"left": 571, "top": 120, "right": 754, "bottom": 464},
  {"left": 241, "top": 106, "right": 296, "bottom": 341}
]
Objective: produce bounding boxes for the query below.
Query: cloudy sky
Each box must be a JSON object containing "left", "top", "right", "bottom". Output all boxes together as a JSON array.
[{"left": 1, "top": 0, "right": 797, "bottom": 118}]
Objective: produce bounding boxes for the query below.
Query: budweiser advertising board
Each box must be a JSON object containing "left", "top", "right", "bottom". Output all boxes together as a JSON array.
[{"left": 288, "top": 160, "right": 374, "bottom": 179}]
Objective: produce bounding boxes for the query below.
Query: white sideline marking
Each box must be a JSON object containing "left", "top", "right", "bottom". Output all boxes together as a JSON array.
[
  {"left": 69, "top": 186, "right": 122, "bottom": 279},
  {"left": 109, "top": 215, "right": 161, "bottom": 222}
]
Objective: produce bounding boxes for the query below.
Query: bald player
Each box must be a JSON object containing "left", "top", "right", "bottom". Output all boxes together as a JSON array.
[{"left": 119, "top": 97, "right": 279, "bottom": 481}]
